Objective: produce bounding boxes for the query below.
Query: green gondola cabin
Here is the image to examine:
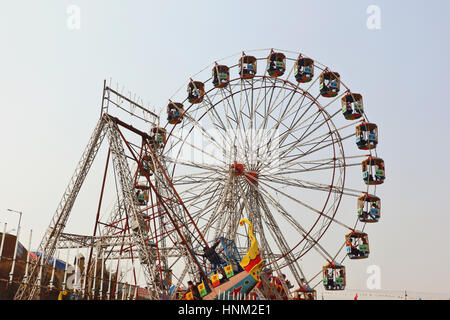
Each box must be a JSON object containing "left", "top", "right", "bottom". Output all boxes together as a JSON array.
[
  {"left": 356, "top": 122, "right": 378, "bottom": 150},
  {"left": 342, "top": 93, "right": 364, "bottom": 120},
  {"left": 294, "top": 57, "right": 314, "bottom": 83}
]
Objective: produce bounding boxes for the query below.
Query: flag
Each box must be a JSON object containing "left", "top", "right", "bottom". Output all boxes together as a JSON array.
[
  {"left": 197, "top": 281, "right": 207, "bottom": 297},
  {"left": 211, "top": 272, "right": 220, "bottom": 287},
  {"left": 224, "top": 264, "right": 234, "bottom": 279},
  {"left": 354, "top": 293, "right": 358, "bottom": 300},
  {"left": 185, "top": 291, "right": 194, "bottom": 300}
]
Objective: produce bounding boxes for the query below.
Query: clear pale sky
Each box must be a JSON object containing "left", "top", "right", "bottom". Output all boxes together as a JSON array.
[{"left": 0, "top": 0, "right": 449, "bottom": 297}]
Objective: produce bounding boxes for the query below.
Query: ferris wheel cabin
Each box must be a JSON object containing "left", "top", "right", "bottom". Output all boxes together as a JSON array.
[
  {"left": 267, "top": 52, "right": 286, "bottom": 77},
  {"left": 362, "top": 156, "right": 385, "bottom": 185},
  {"left": 167, "top": 102, "right": 184, "bottom": 124},
  {"left": 212, "top": 65, "right": 230, "bottom": 88},
  {"left": 293, "top": 285, "right": 317, "bottom": 300},
  {"left": 135, "top": 188, "right": 149, "bottom": 206},
  {"left": 139, "top": 154, "right": 154, "bottom": 176},
  {"left": 149, "top": 126, "right": 167, "bottom": 149},
  {"left": 345, "top": 231, "right": 370, "bottom": 259},
  {"left": 187, "top": 80, "right": 205, "bottom": 104},
  {"left": 323, "top": 262, "right": 346, "bottom": 290},
  {"left": 294, "top": 57, "right": 314, "bottom": 83},
  {"left": 239, "top": 55, "right": 257, "bottom": 79},
  {"left": 356, "top": 122, "right": 378, "bottom": 150},
  {"left": 358, "top": 194, "right": 381, "bottom": 223},
  {"left": 320, "top": 71, "right": 340, "bottom": 97},
  {"left": 342, "top": 93, "right": 364, "bottom": 120}
]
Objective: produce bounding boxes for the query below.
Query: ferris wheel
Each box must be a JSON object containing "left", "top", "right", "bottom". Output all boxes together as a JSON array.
[
  {"left": 158, "top": 48, "right": 385, "bottom": 299},
  {"left": 12, "top": 49, "right": 384, "bottom": 301}
]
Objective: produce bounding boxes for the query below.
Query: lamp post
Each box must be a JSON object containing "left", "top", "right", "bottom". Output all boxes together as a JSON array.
[
  {"left": 6, "top": 209, "right": 23, "bottom": 284},
  {"left": 6, "top": 208, "right": 22, "bottom": 231}
]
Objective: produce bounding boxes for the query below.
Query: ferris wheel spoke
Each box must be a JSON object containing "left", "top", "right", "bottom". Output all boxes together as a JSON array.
[
  {"left": 272, "top": 154, "right": 366, "bottom": 173},
  {"left": 255, "top": 177, "right": 353, "bottom": 231},
  {"left": 177, "top": 112, "right": 229, "bottom": 159},
  {"left": 246, "top": 180, "right": 336, "bottom": 267},
  {"left": 248, "top": 185, "right": 310, "bottom": 287},
  {"left": 258, "top": 174, "right": 364, "bottom": 198},
  {"left": 223, "top": 82, "right": 254, "bottom": 164},
  {"left": 252, "top": 95, "right": 324, "bottom": 168},
  {"left": 275, "top": 131, "right": 354, "bottom": 169},
  {"left": 290, "top": 91, "right": 346, "bottom": 145}
]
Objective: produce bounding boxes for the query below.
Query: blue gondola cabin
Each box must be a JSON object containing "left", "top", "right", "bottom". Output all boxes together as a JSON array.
[
  {"left": 239, "top": 55, "right": 257, "bottom": 79},
  {"left": 295, "top": 57, "right": 314, "bottom": 83},
  {"left": 320, "top": 71, "right": 340, "bottom": 97},
  {"left": 167, "top": 102, "right": 184, "bottom": 124},
  {"left": 362, "top": 157, "right": 385, "bottom": 185},
  {"left": 267, "top": 52, "right": 286, "bottom": 77},
  {"left": 342, "top": 93, "right": 364, "bottom": 120},
  {"left": 358, "top": 194, "right": 381, "bottom": 223},
  {"left": 345, "top": 231, "right": 370, "bottom": 259},
  {"left": 356, "top": 122, "right": 378, "bottom": 150}
]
